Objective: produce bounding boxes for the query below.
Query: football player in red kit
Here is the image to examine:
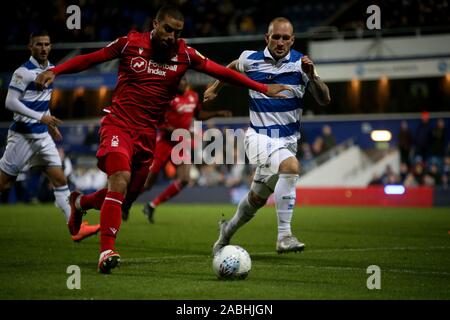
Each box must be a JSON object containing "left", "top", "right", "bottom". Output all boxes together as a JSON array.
[
  {"left": 35, "top": 5, "right": 290, "bottom": 274},
  {"left": 121, "top": 77, "right": 231, "bottom": 222}
]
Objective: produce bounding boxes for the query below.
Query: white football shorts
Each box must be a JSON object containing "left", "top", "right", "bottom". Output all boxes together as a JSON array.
[
  {"left": 245, "top": 127, "right": 298, "bottom": 191},
  {"left": 0, "top": 130, "right": 62, "bottom": 177}
]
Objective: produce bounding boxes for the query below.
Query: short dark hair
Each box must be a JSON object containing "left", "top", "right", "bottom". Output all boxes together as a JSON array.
[
  {"left": 156, "top": 5, "right": 184, "bottom": 22},
  {"left": 29, "top": 30, "right": 50, "bottom": 44}
]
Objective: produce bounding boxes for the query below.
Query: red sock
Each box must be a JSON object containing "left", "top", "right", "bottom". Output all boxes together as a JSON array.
[
  {"left": 152, "top": 180, "right": 185, "bottom": 207},
  {"left": 80, "top": 188, "right": 108, "bottom": 210},
  {"left": 100, "top": 191, "right": 125, "bottom": 252}
]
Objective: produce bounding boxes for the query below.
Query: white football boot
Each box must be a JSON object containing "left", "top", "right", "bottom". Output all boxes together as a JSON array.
[{"left": 276, "top": 235, "right": 305, "bottom": 254}]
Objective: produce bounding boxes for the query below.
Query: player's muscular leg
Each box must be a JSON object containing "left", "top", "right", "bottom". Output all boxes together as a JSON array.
[
  {"left": 45, "top": 167, "right": 68, "bottom": 187},
  {"left": 0, "top": 171, "right": 16, "bottom": 192},
  {"left": 278, "top": 156, "right": 300, "bottom": 175},
  {"left": 248, "top": 190, "right": 267, "bottom": 209},
  {"left": 107, "top": 171, "right": 131, "bottom": 196}
]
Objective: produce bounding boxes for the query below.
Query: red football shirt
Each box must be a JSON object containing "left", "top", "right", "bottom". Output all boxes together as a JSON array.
[
  {"left": 51, "top": 30, "right": 268, "bottom": 130},
  {"left": 99, "top": 31, "right": 205, "bottom": 129},
  {"left": 163, "top": 89, "right": 200, "bottom": 131}
]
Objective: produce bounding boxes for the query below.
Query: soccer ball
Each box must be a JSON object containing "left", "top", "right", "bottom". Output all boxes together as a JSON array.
[{"left": 213, "top": 245, "right": 252, "bottom": 280}]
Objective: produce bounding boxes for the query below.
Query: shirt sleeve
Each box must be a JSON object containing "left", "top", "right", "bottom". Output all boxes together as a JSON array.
[
  {"left": 193, "top": 59, "right": 268, "bottom": 94},
  {"left": 185, "top": 46, "right": 208, "bottom": 69},
  {"left": 8, "top": 67, "right": 32, "bottom": 93},
  {"left": 5, "top": 88, "right": 43, "bottom": 121},
  {"left": 52, "top": 35, "right": 128, "bottom": 75},
  {"left": 102, "top": 35, "right": 129, "bottom": 60},
  {"left": 237, "top": 50, "right": 254, "bottom": 73}
]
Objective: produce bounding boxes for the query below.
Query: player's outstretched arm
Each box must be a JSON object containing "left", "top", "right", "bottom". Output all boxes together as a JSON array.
[
  {"left": 35, "top": 49, "right": 112, "bottom": 90},
  {"left": 301, "top": 55, "right": 331, "bottom": 106},
  {"left": 203, "top": 60, "right": 239, "bottom": 103},
  {"left": 196, "top": 59, "right": 290, "bottom": 98}
]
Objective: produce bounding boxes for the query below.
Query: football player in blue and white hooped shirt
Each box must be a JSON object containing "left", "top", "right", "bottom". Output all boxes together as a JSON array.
[
  {"left": 0, "top": 31, "right": 99, "bottom": 241},
  {"left": 206, "top": 17, "right": 330, "bottom": 255}
]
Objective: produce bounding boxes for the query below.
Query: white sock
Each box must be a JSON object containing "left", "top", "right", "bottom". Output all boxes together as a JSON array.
[
  {"left": 225, "top": 193, "right": 259, "bottom": 239},
  {"left": 54, "top": 186, "right": 71, "bottom": 222},
  {"left": 274, "top": 174, "right": 298, "bottom": 241}
]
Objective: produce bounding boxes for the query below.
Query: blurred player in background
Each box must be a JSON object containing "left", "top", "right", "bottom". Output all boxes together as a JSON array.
[
  {"left": 121, "top": 76, "right": 232, "bottom": 223},
  {"left": 35, "top": 5, "right": 290, "bottom": 273},
  {"left": 205, "top": 17, "right": 330, "bottom": 255},
  {"left": 0, "top": 31, "right": 100, "bottom": 242}
]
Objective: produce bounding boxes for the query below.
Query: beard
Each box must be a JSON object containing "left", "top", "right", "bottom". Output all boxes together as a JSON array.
[{"left": 152, "top": 37, "right": 177, "bottom": 62}]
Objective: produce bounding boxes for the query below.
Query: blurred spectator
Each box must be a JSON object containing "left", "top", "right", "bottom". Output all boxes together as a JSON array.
[
  {"left": 321, "top": 125, "right": 336, "bottom": 153},
  {"left": 399, "top": 162, "right": 409, "bottom": 182},
  {"left": 414, "top": 112, "right": 432, "bottom": 160},
  {"left": 412, "top": 160, "right": 426, "bottom": 185},
  {"left": 429, "top": 119, "right": 447, "bottom": 164},
  {"left": 83, "top": 124, "right": 99, "bottom": 151},
  {"left": 312, "top": 136, "right": 325, "bottom": 156},
  {"left": 398, "top": 120, "right": 413, "bottom": 166},
  {"left": 198, "top": 164, "right": 224, "bottom": 187},
  {"left": 239, "top": 16, "right": 256, "bottom": 34},
  {"left": 298, "top": 142, "right": 315, "bottom": 172},
  {"left": 427, "top": 163, "right": 441, "bottom": 186},
  {"left": 403, "top": 173, "right": 418, "bottom": 187}
]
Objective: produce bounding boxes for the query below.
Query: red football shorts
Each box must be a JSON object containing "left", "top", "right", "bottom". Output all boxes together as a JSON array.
[{"left": 97, "top": 124, "right": 156, "bottom": 174}]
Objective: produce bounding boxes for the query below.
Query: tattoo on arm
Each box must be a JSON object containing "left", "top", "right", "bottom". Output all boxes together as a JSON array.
[{"left": 307, "top": 76, "right": 331, "bottom": 106}]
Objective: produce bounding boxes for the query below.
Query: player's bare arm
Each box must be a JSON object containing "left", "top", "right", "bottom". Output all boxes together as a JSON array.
[
  {"left": 301, "top": 55, "right": 331, "bottom": 106},
  {"left": 203, "top": 60, "right": 239, "bottom": 102},
  {"left": 203, "top": 59, "right": 291, "bottom": 102},
  {"left": 35, "top": 70, "right": 55, "bottom": 90},
  {"left": 48, "top": 124, "right": 63, "bottom": 141},
  {"left": 197, "top": 59, "right": 290, "bottom": 101},
  {"left": 40, "top": 114, "right": 63, "bottom": 127}
]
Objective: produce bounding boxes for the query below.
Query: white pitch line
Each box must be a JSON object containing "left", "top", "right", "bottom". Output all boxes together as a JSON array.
[
  {"left": 302, "top": 245, "right": 450, "bottom": 253},
  {"left": 122, "top": 246, "right": 450, "bottom": 277}
]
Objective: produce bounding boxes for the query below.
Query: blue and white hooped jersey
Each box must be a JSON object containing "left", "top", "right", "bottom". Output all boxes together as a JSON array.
[
  {"left": 8, "top": 56, "right": 54, "bottom": 138},
  {"left": 238, "top": 47, "right": 309, "bottom": 143}
]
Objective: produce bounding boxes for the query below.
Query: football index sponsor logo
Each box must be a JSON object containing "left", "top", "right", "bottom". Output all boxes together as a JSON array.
[
  {"left": 130, "top": 57, "right": 148, "bottom": 73},
  {"left": 130, "top": 58, "right": 178, "bottom": 76}
]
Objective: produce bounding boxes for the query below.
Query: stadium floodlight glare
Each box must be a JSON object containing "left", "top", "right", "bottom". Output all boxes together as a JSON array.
[
  {"left": 371, "top": 130, "right": 392, "bottom": 142},
  {"left": 384, "top": 185, "right": 405, "bottom": 195}
]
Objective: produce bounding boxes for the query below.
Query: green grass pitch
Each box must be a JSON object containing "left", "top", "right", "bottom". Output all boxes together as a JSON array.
[{"left": 0, "top": 203, "right": 449, "bottom": 299}]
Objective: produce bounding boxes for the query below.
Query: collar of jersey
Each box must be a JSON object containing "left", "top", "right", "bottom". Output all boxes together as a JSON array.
[
  {"left": 29, "top": 56, "right": 51, "bottom": 70},
  {"left": 263, "top": 47, "right": 291, "bottom": 63}
]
